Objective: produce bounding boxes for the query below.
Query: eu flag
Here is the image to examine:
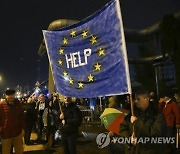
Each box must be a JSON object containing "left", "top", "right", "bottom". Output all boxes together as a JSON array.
[{"left": 43, "top": 0, "right": 131, "bottom": 98}]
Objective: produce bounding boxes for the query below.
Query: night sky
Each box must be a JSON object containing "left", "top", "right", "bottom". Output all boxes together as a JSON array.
[{"left": 0, "top": 0, "right": 179, "bottom": 93}]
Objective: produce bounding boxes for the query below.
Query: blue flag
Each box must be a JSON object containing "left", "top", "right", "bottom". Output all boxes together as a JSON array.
[{"left": 43, "top": 0, "right": 131, "bottom": 98}]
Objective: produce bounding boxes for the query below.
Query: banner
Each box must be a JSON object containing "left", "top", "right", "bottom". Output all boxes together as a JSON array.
[{"left": 43, "top": 0, "right": 131, "bottom": 98}]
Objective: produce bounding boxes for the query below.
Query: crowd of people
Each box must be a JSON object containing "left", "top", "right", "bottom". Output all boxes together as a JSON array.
[
  {"left": 0, "top": 89, "right": 82, "bottom": 154},
  {"left": 0, "top": 88, "right": 179, "bottom": 154}
]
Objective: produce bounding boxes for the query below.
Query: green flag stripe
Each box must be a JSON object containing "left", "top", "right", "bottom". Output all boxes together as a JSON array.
[{"left": 100, "top": 113, "right": 122, "bottom": 128}]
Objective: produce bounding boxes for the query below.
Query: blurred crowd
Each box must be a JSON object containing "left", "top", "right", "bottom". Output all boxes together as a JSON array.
[
  {"left": 0, "top": 90, "right": 82, "bottom": 154},
  {"left": 0, "top": 88, "right": 180, "bottom": 154}
]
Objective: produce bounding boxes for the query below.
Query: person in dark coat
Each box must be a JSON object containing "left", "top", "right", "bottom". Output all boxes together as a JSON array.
[
  {"left": 59, "top": 96, "right": 82, "bottom": 154},
  {"left": 46, "top": 99, "right": 59, "bottom": 147},
  {"left": 120, "top": 90, "right": 167, "bottom": 154},
  {"left": 52, "top": 95, "right": 60, "bottom": 113},
  {"left": 24, "top": 97, "right": 36, "bottom": 145}
]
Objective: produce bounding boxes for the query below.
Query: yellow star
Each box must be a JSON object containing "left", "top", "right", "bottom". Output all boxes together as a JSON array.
[
  {"left": 59, "top": 48, "right": 64, "bottom": 54},
  {"left": 63, "top": 38, "right": 68, "bottom": 45},
  {"left": 70, "top": 30, "right": 76, "bottom": 37},
  {"left": 63, "top": 71, "right": 68, "bottom": 76},
  {"left": 98, "top": 48, "right": 105, "bottom": 56},
  {"left": 78, "top": 82, "right": 84, "bottom": 89},
  {"left": 88, "top": 74, "right": 94, "bottom": 82},
  {"left": 69, "top": 78, "right": 74, "bottom": 85},
  {"left": 90, "top": 36, "right": 97, "bottom": 45},
  {"left": 81, "top": 30, "right": 88, "bottom": 38},
  {"left": 94, "top": 63, "right": 101, "bottom": 71},
  {"left": 58, "top": 59, "right": 63, "bottom": 66}
]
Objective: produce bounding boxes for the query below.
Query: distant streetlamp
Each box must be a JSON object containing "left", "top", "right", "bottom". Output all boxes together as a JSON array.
[{"left": 0, "top": 76, "right": 2, "bottom": 82}]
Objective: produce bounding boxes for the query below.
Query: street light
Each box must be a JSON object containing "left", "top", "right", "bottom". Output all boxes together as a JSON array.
[{"left": 0, "top": 76, "right": 2, "bottom": 82}]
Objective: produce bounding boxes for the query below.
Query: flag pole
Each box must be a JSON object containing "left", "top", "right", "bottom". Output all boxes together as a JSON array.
[
  {"left": 129, "top": 94, "right": 136, "bottom": 138},
  {"left": 58, "top": 94, "right": 63, "bottom": 114},
  {"left": 100, "top": 97, "right": 103, "bottom": 112},
  {"left": 176, "top": 128, "right": 179, "bottom": 148},
  {"left": 116, "top": 0, "right": 135, "bottom": 138},
  {"left": 129, "top": 94, "right": 134, "bottom": 116},
  {"left": 59, "top": 102, "right": 63, "bottom": 114}
]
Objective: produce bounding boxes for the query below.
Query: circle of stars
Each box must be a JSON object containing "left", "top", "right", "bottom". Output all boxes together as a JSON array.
[{"left": 57, "top": 29, "right": 106, "bottom": 89}]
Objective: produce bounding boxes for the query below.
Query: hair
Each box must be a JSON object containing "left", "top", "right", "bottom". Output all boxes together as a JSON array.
[
  {"left": 159, "top": 90, "right": 173, "bottom": 98},
  {"left": 136, "top": 90, "right": 150, "bottom": 99},
  {"left": 39, "top": 93, "right": 44, "bottom": 97},
  {"left": 67, "top": 97, "right": 72, "bottom": 102},
  {"left": 108, "top": 96, "right": 118, "bottom": 108},
  {"left": 27, "top": 97, "right": 32, "bottom": 103},
  {"left": 5, "top": 89, "right": 15, "bottom": 95}
]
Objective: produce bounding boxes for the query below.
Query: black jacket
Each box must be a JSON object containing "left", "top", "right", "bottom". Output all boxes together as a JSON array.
[
  {"left": 24, "top": 102, "right": 36, "bottom": 125},
  {"left": 60, "top": 102, "right": 82, "bottom": 136},
  {"left": 120, "top": 103, "right": 167, "bottom": 154},
  {"left": 52, "top": 100, "right": 60, "bottom": 113},
  {"left": 47, "top": 106, "right": 59, "bottom": 128}
]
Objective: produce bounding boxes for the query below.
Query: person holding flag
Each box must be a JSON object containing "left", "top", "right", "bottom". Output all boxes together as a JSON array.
[
  {"left": 43, "top": 0, "right": 135, "bottom": 152},
  {"left": 59, "top": 96, "right": 82, "bottom": 154},
  {"left": 119, "top": 90, "right": 167, "bottom": 154}
]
